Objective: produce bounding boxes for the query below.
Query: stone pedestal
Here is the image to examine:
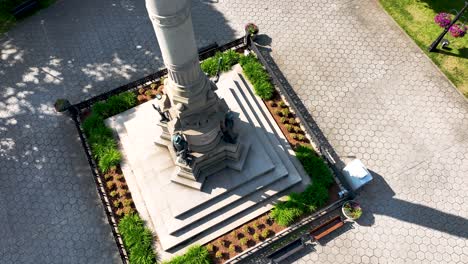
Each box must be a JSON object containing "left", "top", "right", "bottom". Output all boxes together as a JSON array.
[
  {"left": 106, "top": 66, "right": 307, "bottom": 257},
  {"left": 146, "top": 0, "right": 242, "bottom": 189}
]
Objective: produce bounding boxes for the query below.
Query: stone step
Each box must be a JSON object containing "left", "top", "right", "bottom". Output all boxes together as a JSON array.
[
  {"left": 163, "top": 170, "right": 301, "bottom": 251},
  {"left": 171, "top": 170, "right": 203, "bottom": 190},
  {"left": 167, "top": 69, "right": 286, "bottom": 219},
  {"left": 165, "top": 69, "right": 294, "bottom": 235},
  {"left": 167, "top": 161, "right": 287, "bottom": 235}
]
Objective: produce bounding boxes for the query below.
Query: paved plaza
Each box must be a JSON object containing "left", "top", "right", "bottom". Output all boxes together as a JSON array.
[{"left": 0, "top": 0, "right": 467, "bottom": 263}]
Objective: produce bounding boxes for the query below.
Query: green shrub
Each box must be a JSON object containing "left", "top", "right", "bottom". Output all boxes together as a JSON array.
[
  {"left": 110, "top": 190, "right": 118, "bottom": 197},
  {"left": 106, "top": 92, "right": 137, "bottom": 116},
  {"left": 201, "top": 57, "right": 218, "bottom": 76},
  {"left": 215, "top": 251, "right": 223, "bottom": 259},
  {"left": 281, "top": 108, "right": 290, "bottom": 117},
  {"left": 261, "top": 229, "right": 271, "bottom": 238},
  {"left": 123, "top": 199, "right": 133, "bottom": 207},
  {"left": 269, "top": 199, "right": 308, "bottom": 227},
  {"left": 106, "top": 181, "right": 116, "bottom": 190},
  {"left": 228, "top": 244, "right": 236, "bottom": 253},
  {"left": 90, "top": 92, "right": 136, "bottom": 119},
  {"left": 253, "top": 233, "right": 260, "bottom": 241},
  {"left": 201, "top": 50, "right": 240, "bottom": 76},
  {"left": 269, "top": 183, "right": 329, "bottom": 228},
  {"left": 290, "top": 133, "right": 298, "bottom": 140},
  {"left": 293, "top": 126, "right": 302, "bottom": 133},
  {"left": 205, "top": 244, "right": 214, "bottom": 252},
  {"left": 239, "top": 53, "right": 258, "bottom": 67},
  {"left": 300, "top": 183, "right": 329, "bottom": 208},
  {"left": 98, "top": 147, "right": 122, "bottom": 173},
  {"left": 118, "top": 214, "right": 156, "bottom": 264},
  {"left": 239, "top": 54, "right": 274, "bottom": 100},
  {"left": 295, "top": 145, "right": 334, "bottom": 187},
  {"left": 297, "top": 134, "right": 305, "bottom": 141},
  {"left": 289, "top": 118, "right": 296, "bottom": 125},
  {"left": 280, "top": 117, "right": 287, "bottom": 124},
  {"left": 252, "top": 221, "right": 260, "bottom": 229},
  {"left": 163, "top": 244, "right": 212, "bottom": 264},
  {"left": 90, "top": 136, "right": 116, "bottom": 159},
  {"left": 87, "top": 125, "right": 113, "bottom": 144},
  {"left": 284, "top": 124, "right": 293, "bottom": 132},
  {"left": 113, "top": 200, "right": 121, "bottom": 208},
  {"left": 82, "top": 113, "right": 105, "bottom": 137},
  {"left": 254, "top": 79, "right": 274, "bottom": 99},
  {"left": 84, "top": 96, "right": 133, "bottom": 173},
  {"left": 220, "top": 50, "right": 241, "bottom": 70},
  {"left": 91, "top": 101, "right": 110, "bottom": 117},
  {"left": 278, "top": 101, "right": 286, "bottom": 108},
  {"left": 239, "top": 237, "right": 248, "bottom": 246},
  {"left": 270, "top": 145, "right": 334, "bottom": 226}
]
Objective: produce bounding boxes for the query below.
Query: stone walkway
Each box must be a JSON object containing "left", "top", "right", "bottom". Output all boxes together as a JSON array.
[{"left": 1, "top": 0, "right": 466, "bottom": 263}]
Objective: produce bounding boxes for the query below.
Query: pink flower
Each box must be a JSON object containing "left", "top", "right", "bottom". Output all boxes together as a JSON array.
[
  {"left": 449, "top": 24, "right": 467, "bottom": 38},
  {"left": 434, "top": 13, "right": 452, "bottom": 28}
]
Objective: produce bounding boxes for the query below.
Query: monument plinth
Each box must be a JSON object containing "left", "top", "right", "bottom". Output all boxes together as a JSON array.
[{"left": 146, "top": 0, "right": 243, "bottom": 189}]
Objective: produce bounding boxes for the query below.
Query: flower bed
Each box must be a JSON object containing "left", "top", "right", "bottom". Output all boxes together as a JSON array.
[
  {"left": 80, "top": 87, "right": 164, "bottom": 263},
  {"left": 205, "top": 214, "right": 283, "bottom": 263}
]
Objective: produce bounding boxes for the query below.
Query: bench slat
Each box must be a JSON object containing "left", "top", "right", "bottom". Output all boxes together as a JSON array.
[
  {"left": 310, "top": 215, "right": 344, "bottom": 240},
  {"left": 313, "top": 221, "right": 343, "bottom": 240}
]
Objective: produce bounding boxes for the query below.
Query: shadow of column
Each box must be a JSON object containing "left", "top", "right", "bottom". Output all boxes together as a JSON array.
[{"left": 357, "top": 171, "right": 468, "bottom": 239}]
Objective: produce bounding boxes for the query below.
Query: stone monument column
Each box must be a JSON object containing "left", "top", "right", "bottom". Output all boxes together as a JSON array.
[
  {"left": 146, "top": 0, "right": 227, "bottom": 152},
  {"left": 146, "top": 0, "right": 244, "bottom": 189}
]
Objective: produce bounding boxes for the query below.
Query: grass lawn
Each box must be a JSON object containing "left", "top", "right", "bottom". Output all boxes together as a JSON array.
[
  {"left": 379, "top": 0, "right": 468, "bottom": 97},
  {"left": 0, "top": 0, "right": 55, "bottom": 34}
]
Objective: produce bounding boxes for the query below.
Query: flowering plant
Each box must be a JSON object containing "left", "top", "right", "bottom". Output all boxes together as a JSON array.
[
  {"left": 434, "top": 13, "right": 452, "bottom": 28},
  {"left": 245, "top": 23, "right": 259, "bottom": 36},
  {"left": 342, "top": 200, "right": 362, "bottom": 220},
  {"left": 449, "top": 23, "right": 467, "bottom": 38}
]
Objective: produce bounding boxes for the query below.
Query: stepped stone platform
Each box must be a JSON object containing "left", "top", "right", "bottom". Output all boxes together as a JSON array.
[{"left": 106, "top": 65, "right": 309, "bottom": 257}]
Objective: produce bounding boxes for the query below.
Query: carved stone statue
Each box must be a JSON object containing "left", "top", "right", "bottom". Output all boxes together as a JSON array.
[
  {"left": 152, "top": 104, "right": 170, "bottom": 123},
  {"left": 172, "top": 133, "right": 190, "bottom": 164},
  {"left": 221, "top": 111, "right": 236, "bottom": 144}
]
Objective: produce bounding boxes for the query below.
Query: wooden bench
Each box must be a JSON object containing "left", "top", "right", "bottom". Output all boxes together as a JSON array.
[
  {"left": 11, "top": 0, "right": 39, "bottom": 19},
  {"left": 267, "top": 238, "right": 304, "bottom": 264},
  {"left": 310, "top": 215, "right": 344, "bottom": 241}
]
